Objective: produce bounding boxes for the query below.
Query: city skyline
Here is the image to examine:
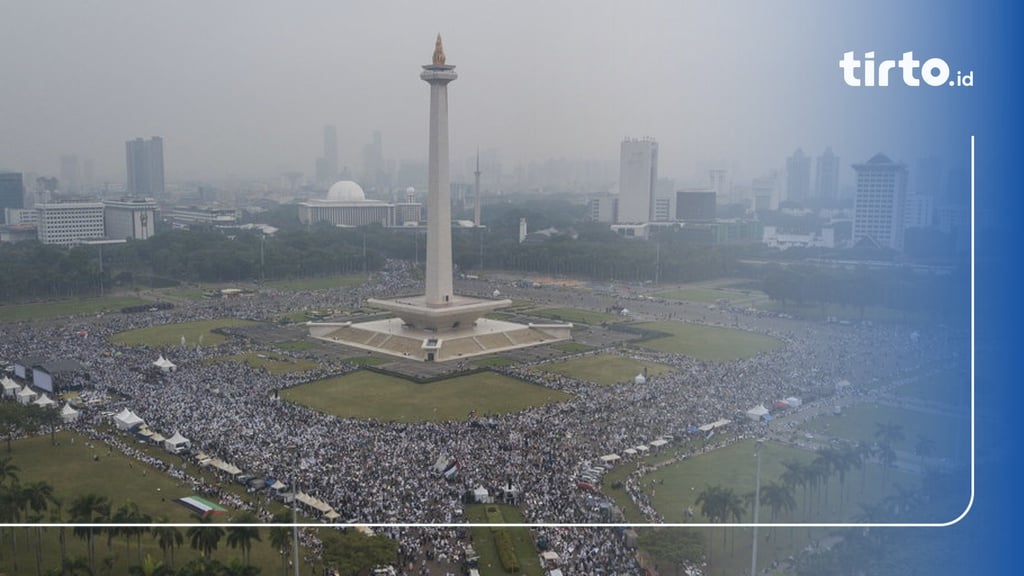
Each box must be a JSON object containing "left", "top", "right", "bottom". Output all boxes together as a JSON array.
[{"left": 0, "top": 1, "right": 976, "bottom": 185}]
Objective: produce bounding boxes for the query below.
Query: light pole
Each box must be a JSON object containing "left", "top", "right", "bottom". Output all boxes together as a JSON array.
[
  {"left": 750, "top": 439, "right": 763, "bottom": 576},
  {"left": 291, "top": 447, "right": 300, "bottom": 576}
]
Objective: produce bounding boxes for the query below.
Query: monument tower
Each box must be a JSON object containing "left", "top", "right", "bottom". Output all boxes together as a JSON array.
[{"left": 309, "top": 37, "right": 571, "bottom": 361}]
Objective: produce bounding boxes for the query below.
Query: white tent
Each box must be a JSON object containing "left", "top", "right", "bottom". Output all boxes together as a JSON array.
[
  {"left": 61, "top": 403, "right": 80, "bottom": 423},
  {"left": 785, "top": 396, "right": 802, "bottom": 407},
  {"left": 623, "top": 448, "right": 638, "bottom": 456},
  {"left": 153, "top": 356, "right": 177, "bottom": 373},
  {"left": 16, "top": 386, "right": 38, "bottom": 405},
  {"left": 1, "top": 377, "right": 20, "bottom": 399},
  {"left": 113, "top": 408, "right": 145, "bottom": 430},
  {"left": 633, "top": 373, "right": 646, "bottom": 385},
  {"left": 599, "top": 454, "right": 621, "bottom": 464},
  {"left": 164, "top": 431, "right": 192, "bottom": 454},
  {"left": 473, "top": 486, "right": 490, "bottom": 503},
  {"left": 745, "top": 405, "right": 770, "bottom": 421},
  {"left": 208, "top": 458, "right": 242, "bottom": 476},
  {"left": 649, "top": 438, "right": 669, "bottom": 448},
  {"left": 34, "top": 393, "right": 57, "bottom": 408},
  {"left": 836, "top": 380, "right": 851, "bottom": 390}
]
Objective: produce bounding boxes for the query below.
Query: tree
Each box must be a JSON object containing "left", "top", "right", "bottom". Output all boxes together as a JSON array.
[
  {"left": 113, "top": 499, "right": 152, "bottom": 565},
  {"left": 914, "top": 435, "right": 935, "bottom": 465},
  {"left": 267, "top": 511, "right": 292, "bottom": 576},
  {"left": 70, "top": 493, "right": 111, "bottom": 573},
  {"left": 874, "top": 421, "right": 905, "bottom": 447},
  {"left": 187, "top": 515, "right": 225, "bottom": 559},
  {"left": 226, "top": 511, "right": 262, "bottom": 566},
  {"left": 152, "top": 518, "right": 184, "bottom": 569},
  {"left": 759, "top": 481, "right": 796, "bottom": 542},
  {"left": 637, "top": 528, "right": 703, "bottom": 576}
]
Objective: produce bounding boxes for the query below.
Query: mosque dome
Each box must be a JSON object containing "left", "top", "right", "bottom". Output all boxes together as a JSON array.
[{"left": 327, "top": 180, "right": 366, "bottom": 202}]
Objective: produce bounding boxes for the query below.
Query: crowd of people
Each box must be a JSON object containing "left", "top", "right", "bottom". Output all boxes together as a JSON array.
[{"left": 0, "top": 260, "right": 968, "bottom": 575}]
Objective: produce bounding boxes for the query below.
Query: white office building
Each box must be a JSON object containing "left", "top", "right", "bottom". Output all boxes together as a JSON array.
[
  {"left": 36, "top": 202, "right": 106, "bottom": 246},
  {"left": 618, "top": 137, "right": 658, "bottom": 223},
  {"left": 852, "top": 154, "right": 908, "bottom": 251},
  {"left": 104, "top": 197, "right": 157, "bottom": 240}
]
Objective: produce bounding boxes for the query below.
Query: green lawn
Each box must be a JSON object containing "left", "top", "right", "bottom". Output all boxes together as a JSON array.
[
  {"left": 2, "top": 431, "right": 324, "bottom": 575},
  {"left": 472, "top": 357, "right": 518, "bottom": 368},
  {"left": 110, "top": 318, "right": 259, "bottom": 347},
  {"left": 464, "top": 504, "right": 543, "bottom": 576},
  {"left": 799, "top": 403, "right": 969, "bottom": 461},
  {"left": 346, "top": 355, "right": 391, "bottom": 367},
  {"left": 265, "top": 274, "right": 368, "bottom": 291},
  {"left": 278, "top": 339, "right": 323, "bottom": 351},
  {"left": 632, "top": 321, "right": 783, "bottom": 361},
  {"left": 0, "top": 296, "right": 149, "bottom": 322},
  {"left": 654, "top": 288, "right": 754, "bottom": 303},
  {"left": 531, "top": 307, "right": 619, "bottom": 325},
  {"left": 537, "top": 354, "right": 674, "bottom": 386},
  {"left": 281, "top": 370, "right": 572, "bottom": 422},
  {"left": 635, "top": 438, "right": 922, "bottom": 576},
  {"left": 207, "top": 351, "right": 319, "bottom": 375}
]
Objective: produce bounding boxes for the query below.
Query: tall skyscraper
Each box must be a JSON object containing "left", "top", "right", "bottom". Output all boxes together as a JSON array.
[
  {"left": 60, "top": 155, "right": 81, "bottom": 193},
  {"left": 815, "top": 147, "right": 840, "bottom": 201},
  {"left": 852, "top": 153, "right": 908, "bottom": 251},
  {"left": 0, "top": 172, "right": 25, "bottom": 224},
  {"left": 786, "top": 148, "right": 811, "bottom": 204},
  {"left": 618, "top": 137, "right": 658, "bottom": 223},
  {"left": 126, "top": 137, "right": 165, "bottom": 197},
  {"left": 320, "top": 125, "right": 339, "bottom": 185}
]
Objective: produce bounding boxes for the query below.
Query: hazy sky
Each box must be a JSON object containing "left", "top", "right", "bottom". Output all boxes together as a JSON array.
[{"left": 0, "top": 0, "right": 980, "bottom": 185}]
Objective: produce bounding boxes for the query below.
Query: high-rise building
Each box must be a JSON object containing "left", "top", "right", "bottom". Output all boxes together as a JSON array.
[
  {"left": 676, "top": 189, "right": 717, "bottom": 221},
  {"left": 126, "top": 137, "right": 165, "bottom": 197},
  {"left": 852, "top": 153, "right": 908, "bottom": 251},
  {"left": 36, "top": 201, "right": 106, "bottom": 246},
  {"left": 104, "top": 197, "right": 157, "bottom": 240},
  {"left": 60, "top": 155, "right": 81, "bottom": 193},
  {"left": 618, "top": 137, "right": 658, "bottom": 223},
  {"left": 815, "top": 147, "right": 840, "bottom": 201},
  {"left": 786, "top": 148, "right": 811, "bottom": 203},
  {"left": 0, "top": 172, "right": 25, "bottom": 224},
  {"left": 316, "top": 125, "right": 339, "bottom": 185}
]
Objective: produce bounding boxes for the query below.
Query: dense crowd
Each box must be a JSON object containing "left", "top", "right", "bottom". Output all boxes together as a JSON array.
[{"left": 0, "top": 260, "right": 967, "bottom": 575}]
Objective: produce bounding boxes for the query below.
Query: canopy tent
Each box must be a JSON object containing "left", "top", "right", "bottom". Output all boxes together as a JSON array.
[
  {"left": 1, "top": 377, "right": 20, "bottom": 399},
  {"left": 164, "top": 431, "right": 191, "bottom": 454},
  {"left": 633, "top": 373, "right": 646, "bottom": 385},
  {"left": 113, "top": 408, "right": 145, "bottom": 430},
  {"left": 649, "top": 438, "right": 669, "bottom": 448},
  {"left": 745, "top": 405, "right": 770, "bottom": 422},
  {"left": 623, "top": 448, "right": 638, "bottom": 456},
  {"left": 61, "top": 403, "right": 80, "bottom": 423},
  {"left": 324, "top": 510, "right": 341, "bottom": 520},
  {"left": 149, "top": 433, "right": 166, "bottom": 444},
  {"left": 16, "top": 386, "right": 38, "bottom": 405},
  {"left": 698, "top": 418, "right": 732, "bottom": 432},
  {"left": 208, "top": 458, "right": 242, "bottom": 476},
  {"left": 785, "top": 396, "right": 802, "bottom": 407},
  {"left": 472, "top": 486, "right": 490, "bottom": 504},
  {"left": 836, "top": 379, "right": 851, "bottom": 390},
  {"left": 296, "top": 492, "right": 334, "bottom": 514},
  {"left": 268, "top": 480, "right": 287, "bottom": 491},
  {"left": 34, "top": 393, "right": 57, "bottom": 408},
  {"left": 599, "top": 454, "right": 620, "bottom": 463},
  {"left": 153, "top": 355, "right": 177, "bottom": 373},
  {"left": 634, "top": 445, "right": 650, "bottom": 453}
]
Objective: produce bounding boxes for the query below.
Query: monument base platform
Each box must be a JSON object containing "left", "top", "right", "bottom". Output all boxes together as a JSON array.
[{"left": 308, "top": 317, "right": 572, "bottom": 362}]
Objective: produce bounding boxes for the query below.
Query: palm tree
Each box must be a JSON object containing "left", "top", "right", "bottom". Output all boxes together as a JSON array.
[
  {"left": 874, "top": 421, "right": 905, "bottom": 447},
  {"left": 914, "top": 434, "right": 935, "bottom": 466},
  {"left": 0, "top": 456, "right": 19, "bottom": 485},
  {"left": 268, "top": 510, "right": 292, "bottom": 576},
  {"left": 812, "top": 447, "right": 841, "bottom": 513},
  {"left": 113, "top": 500, "right": 152, "bottom": 565},
  {"left": 152, "top": 518, "right": 184, "bottom": 569},
  {"left": 854, "top": 441, "right": 875, "bottom": 494},
  {"left": 876, "top": 442, "right": 898, "bottom": 487},
  {"left": 50, "top": 495, "right": 69, "bottom": 569},
  {"left": 187, "top": 514, "right": 225, "bottom": 559},
  {"left": 70, "top": 493, "right": 111, "bottom": 573},
  {"left": 759, "top": 481, "right": 796, "bottom": 542},
  {"left": 226, "top": 511, "right": 262, "bottom": 566},
  {"left": 21, "top": 481, "right": 53, "bottom": 576},
  {"left": 780, "top": 459, "right": 809, "bottom": 518}
]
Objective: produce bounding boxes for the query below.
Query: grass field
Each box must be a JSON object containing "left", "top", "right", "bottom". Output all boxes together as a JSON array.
[
  {"left": 531, "top": 307, "right": 620, "bottom": 325},
  {"left": 464, "top": 504, "right": 543, "bottom": 576},
  {"left": 278, "top": 339, "right": 323, "bottom": 351},
  {"left": 632, "top": 321, "right": 783, "bottom": 361},
  {"left": 2, "top": 431, "right": 323, "bottom": 575},
  {"left": 207, "top": 351, "right": 319, "bottom": 375},
  {"left": 0, "top": 296, "right": 149, "bottom": 323},
  {"left": 472, "top": 356, "right": 518, "bottom": 368},
  {"left": 799, "top": 403, "right": 969, "bottom": 461},
  {"left": 281, "top": 370, "right": 573, "bottom": 422},
  {"left": 265, "top": 274, "right": 368, "bottom": 291},
  {"left": 110, "top": 318, "right": 259, "bottom": 347},
  {"left": 537, "top": 354, "right": 674, "bottom": 387},
  {"left": 654, "top": 287, "right": 757, "bottom": 303},
  {"left": 896, "top": 370, "right": 971, "bottom": 406},
  {"left": 632, "top": 438, "right": 923, "bottom": 576}
]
